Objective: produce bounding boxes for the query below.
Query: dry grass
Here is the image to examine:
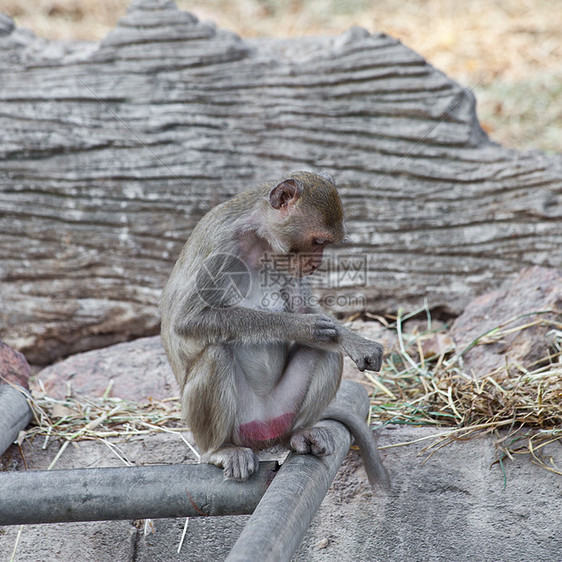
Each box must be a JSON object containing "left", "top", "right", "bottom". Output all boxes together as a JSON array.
[
  {"left": 367, "top": 307, "right": 562, "bottom": 476},
  {"left": 24, "top": 390, "right": 191, "bottom": 469},
  {"left": 20, "top": 307, "right": 561, "bottom": 477},
  {"left": 0, "top": 0, "right": 560, "bottom": 153}
]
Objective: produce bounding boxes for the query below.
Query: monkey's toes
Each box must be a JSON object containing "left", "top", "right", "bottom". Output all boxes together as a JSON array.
[
  {"left": 290, "top": 427, "right": 335, "bottom": 457},
  {"left": 223, "top": 448, "right": 259, "bottom": 481},
  {"left": 289, "top": 432, "right": 310, "bottom": 454}
]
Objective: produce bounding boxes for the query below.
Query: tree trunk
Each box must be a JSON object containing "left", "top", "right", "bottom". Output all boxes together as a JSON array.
[{"left": 1, "top": 0, "right": 560, "bottom": 364}]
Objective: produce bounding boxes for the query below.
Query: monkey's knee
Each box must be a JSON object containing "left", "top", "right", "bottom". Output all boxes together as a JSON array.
[
  {"left": 205, "top": 446, "right": 259, "bottom": 481},
  {"left": 316, "top": 350, "right": 343, "bottom": 387},
  {"left": 311, "top": 348, "right": 343, "bottom": 373},
  {"left": 290, "top": 426, "right": 335, "bottom": 457}
]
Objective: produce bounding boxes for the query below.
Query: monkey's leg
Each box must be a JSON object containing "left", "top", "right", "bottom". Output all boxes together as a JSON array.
[
  {"left": 183, "top": 345, "right": 259, "bottom": 481},
  {"left": 285, "top": 347, "right": 343, "bottom": 457},
  {"left": 285, "top": 348, "right": 390, "bottom": 489}
]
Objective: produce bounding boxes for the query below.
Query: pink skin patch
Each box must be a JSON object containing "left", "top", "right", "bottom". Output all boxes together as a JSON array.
[{"left": 238, "top": 412, "right": 295, "bottom": 448}]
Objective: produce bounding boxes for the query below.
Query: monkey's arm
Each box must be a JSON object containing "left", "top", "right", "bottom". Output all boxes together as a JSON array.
[
  {"left": 174, "top": 298, "right": 383, "bottom": 370},
  {"left": 174, "top": 306, "right": 338, "bottom": 345}
]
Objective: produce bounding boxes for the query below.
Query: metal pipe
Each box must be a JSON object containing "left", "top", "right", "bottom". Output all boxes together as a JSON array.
[
  {"left": 0, "top": 384, "right": 32, "bottom": 456},
  {"left": 0, "top": 461, "right": 278, "bottom": 525},
  {"left": 226, "top": 380, "right": 370, "bottom": 562},
  {"left": 0, "top": 377, "right": 372, "bottom": 554}
]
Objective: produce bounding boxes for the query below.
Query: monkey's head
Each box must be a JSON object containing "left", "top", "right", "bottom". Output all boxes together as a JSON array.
[{"left": 265, "top": 171, "right": 345, "bottom": 277}]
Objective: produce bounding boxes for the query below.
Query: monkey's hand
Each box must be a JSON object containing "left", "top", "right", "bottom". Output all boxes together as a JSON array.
[
  {"left": 307, "top": 313, "right": 339, "bottom": 343},
  {"left": 343, "top": 335, "right": 384, "bottom": 372}
]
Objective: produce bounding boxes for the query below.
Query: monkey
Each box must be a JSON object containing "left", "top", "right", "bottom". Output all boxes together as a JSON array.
[{"left": 160, "top": 171, "right": 390, "bottom": 490}]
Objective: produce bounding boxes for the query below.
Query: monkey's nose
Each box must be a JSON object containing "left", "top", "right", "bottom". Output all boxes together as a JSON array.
[{"left": 306, "top": 263, "right": 320, "bottom": 275}]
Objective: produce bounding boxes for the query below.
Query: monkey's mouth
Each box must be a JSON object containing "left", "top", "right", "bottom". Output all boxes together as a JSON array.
[
  {"left": 291, "top": 261, "right": 321, "bottom": 277},
  {"left": 300, "top": 258, "right": 323, "bottom": 276},
  {"left": 288, "top": 267, "right": 319, "bottom": 279},
  {"left": 302, "top": 264, "right": 319, "bottom": 275},
  {"left": 279, "top": 254, "right": 323, "bottom": 277}
]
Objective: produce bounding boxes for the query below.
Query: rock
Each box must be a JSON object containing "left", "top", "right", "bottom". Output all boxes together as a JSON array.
[
  {"left": 419, "top": 332, "right": 455, "bottom": 360},
  {"left": 0, "top": 339, "right": 31, "bottom": 390},
  {"left": 0, "top": 340, "right": 33, "bottom": 457},
  {"left": 34, "top": 336, "right": 177, "bottom": 402},
  {"left": 449, "top": 266, "right": 562, "bottom": 378},
  {"left": 0, "top": 14, "right": 14, "bottom": 36}
]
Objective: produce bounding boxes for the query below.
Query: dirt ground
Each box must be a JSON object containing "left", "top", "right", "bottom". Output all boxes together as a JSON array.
[{"left": 1, "top": 0, "right": 560, "bottom": 153}]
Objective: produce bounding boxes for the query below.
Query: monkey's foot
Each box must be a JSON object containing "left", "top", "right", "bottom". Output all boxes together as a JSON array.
[
  {"left": 289, "top": 426, "right": 335, "bottom": 457},
  {"left": 207, "top": 446, "right": 259, "bottom": 481}
]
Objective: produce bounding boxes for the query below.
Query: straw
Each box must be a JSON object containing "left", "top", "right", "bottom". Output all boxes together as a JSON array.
[{"left": 368, "top": 308, "right": 562, "bottom": 475}]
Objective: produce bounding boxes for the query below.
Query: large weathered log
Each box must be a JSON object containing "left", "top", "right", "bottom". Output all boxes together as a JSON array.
[{"left": 1, "top": 0, "right": 561, "bottom": 364}]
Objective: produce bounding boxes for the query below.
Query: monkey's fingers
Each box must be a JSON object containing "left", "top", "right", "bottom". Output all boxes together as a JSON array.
[
  {"left": 354, "top": 355, "right": 382, "bottom": 372},
  {"left": 313, "top": 317, "right": 339, "bottom": 342},
  {"left": 316, "top": 328, "right": 339, "bottom": 341},
  {"left": 308, "top": 427, "right": 336, "bottom": 456},
  {"left": 366, "top": 354, "right": 383, "bottom": 372},
  {"left": 354, "top": 357, "right": 367, "bottom": 372}
]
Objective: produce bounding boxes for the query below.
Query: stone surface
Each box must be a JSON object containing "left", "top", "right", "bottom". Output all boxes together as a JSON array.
[
  {"left": 294, "top": 425, "right": 562, "bottom": 562},
  {"left": 450, "top": 266, "right": 562, "bottom": 377},
  {"left": 0, "top": 339, "right": 31, "bottom": 389},
  {"left": 34, "top": 336, "right": 178, "bottom": 401},
  {"left": 1, "top": 425, "right": 560, "bottom": 561},
  {"left": 1, "top": 0, "right": 561, "bottom": 364}
]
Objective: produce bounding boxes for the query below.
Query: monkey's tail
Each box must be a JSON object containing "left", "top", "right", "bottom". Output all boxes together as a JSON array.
[{"left": 322, "top": 405, "right": 391, "bottom": 491}]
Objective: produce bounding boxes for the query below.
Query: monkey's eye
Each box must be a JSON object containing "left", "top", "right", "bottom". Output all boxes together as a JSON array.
[{"left": 312, "top": 238, "right": 329, "bottom": 247}]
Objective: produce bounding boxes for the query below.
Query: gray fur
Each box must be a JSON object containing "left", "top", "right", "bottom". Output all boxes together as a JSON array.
[{"left": 160, "top": 172, "right": 388, "bottom": 487}]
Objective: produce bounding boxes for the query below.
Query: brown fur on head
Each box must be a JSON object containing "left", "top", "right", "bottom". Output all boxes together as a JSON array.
[
  {"left": 265, "top": 172, "right": 345, "bottom": 273},
  {"left": 269, "top": 172, "right": 344, "bottom": 234}
]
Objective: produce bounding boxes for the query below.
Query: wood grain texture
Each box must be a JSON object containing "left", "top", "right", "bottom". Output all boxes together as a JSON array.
[{"left": 1, "top": 0, "right": 561, "bottom": 363}]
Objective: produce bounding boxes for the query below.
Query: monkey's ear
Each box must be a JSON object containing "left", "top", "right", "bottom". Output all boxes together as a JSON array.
[
  {"left": 269, "top": 179, "right": 303, "bottom": 210},
  {"left": 318, "top": 171, "right": 335, "bottom": 185}
]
